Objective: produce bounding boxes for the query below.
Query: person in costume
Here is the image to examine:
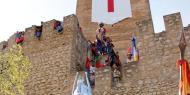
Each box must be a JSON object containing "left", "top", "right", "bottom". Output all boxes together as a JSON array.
[{"left": 126, "top": 47, "right": 133, "bottom": 63}]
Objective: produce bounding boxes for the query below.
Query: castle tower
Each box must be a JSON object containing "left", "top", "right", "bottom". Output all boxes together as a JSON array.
[
  {"left": 76, "top": 0, "right": 153, "bottom": 38},
  {"left": 76, "top": 0, "right": 154, "bottom": 61},
  {"left": 1, "top": 0, "right": 189, "bottom": 94}
]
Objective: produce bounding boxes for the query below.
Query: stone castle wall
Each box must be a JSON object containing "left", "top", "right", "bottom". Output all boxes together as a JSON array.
[
  {"left": 0, "top": 14, "right": 88, "bottom": 95},
  {"left": 76, "top": 0, "right": 153, "bottom": 62},
  {"left": 0, "top": 0, "right": 190, "bottom": 95},
  {"left": 115, "top": 12, "right": 190, "bottom": 95},
  {"left": 111, "top": 12, "right": 183, "bottom": 95},
  {"left": 76, "top": 0, "right": 190, "bottom": 95}
]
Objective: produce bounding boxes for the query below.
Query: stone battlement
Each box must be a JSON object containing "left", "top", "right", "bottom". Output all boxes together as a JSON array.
[
  {"left": 1, "top": 0, "right": 190, "bottom": 95},
  {"left": 1, "top": 14, "right": 89, "bottom": 95},
  {"left": 76, "top": 0, "right": 190, "bottom": 94}
]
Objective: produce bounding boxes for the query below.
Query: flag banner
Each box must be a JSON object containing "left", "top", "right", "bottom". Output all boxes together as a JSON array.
[
  {"left": 92, "top": 0, "right": 132, "bottom": 24},
  {"left": 177, "top": 59, "right": 190, "bottom": 95},
  {"left": 108, "top": 0, "right": 114, "bottom": 12},
  {"left": 132, "top": 36, "right": 138, "bottom": 61}
]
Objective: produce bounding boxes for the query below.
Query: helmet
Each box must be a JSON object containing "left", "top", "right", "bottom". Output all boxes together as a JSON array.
[{"left": 99, "top": 22, "right": 104, "bottom": 27}]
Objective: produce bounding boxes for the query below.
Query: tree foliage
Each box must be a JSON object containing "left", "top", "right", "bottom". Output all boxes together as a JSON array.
[{"left": 0, "top": 45, "right": 30, "bottom": 95}]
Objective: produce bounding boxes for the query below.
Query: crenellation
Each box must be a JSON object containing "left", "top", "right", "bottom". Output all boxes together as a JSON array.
[
  {"left": 184, "top": 25, "right": 190, "bottom": 31},
  {"left": 184, "top": 26, "right": 189, "bottom": 31},
  {"left": 136, "top": 19, "right": 155, "bottom": 50},
  {"left": 23, "top": 14, "right": 88, "bottom": 95},
  {"left": 7, "top": 33, "right": 17, "bottom": 48},
  {"left": 24, "top": 26, "right": 36, "bottom": 43},
  {"left": 0, "top": 41, "right": 8, "bottom": 52},
  {"left": 64, "top": 14, "right": 78, "bottom": 29},
  {"left": 129, "top": 11, "right": 182, "bottom": 94},
  {"left": 0, "top": 0, "right": 190, "bottom": 94},
  {"left": 0, "top": 14, "right": 88, "bottom": 95},
  {"left": 163, "top": 12, "right": 183, "bottom": 41},
  {"left": 42, "top": 19, "right": 55, "bottom": 31}
]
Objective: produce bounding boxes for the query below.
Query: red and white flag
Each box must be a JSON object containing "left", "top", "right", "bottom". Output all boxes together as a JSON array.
[{"left": 92, "top": 0, "right": 132, "bottom": 24}]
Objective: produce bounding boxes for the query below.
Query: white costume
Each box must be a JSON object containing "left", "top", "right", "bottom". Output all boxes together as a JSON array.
[{"left": 73, "top": 72, "right": 92, "bottom": 95}]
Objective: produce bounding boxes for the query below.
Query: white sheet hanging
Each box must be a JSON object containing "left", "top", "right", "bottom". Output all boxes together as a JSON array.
[
  {"left": 92, "top": 0, "right": 132, "bottom": 24},
  {"left": 72, "top": 72, "right": 92, "bottom": 95}
]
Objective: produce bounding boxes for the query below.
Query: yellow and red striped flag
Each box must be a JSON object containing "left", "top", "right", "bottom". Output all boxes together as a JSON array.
[{"left": 177, "top": 59, "right": 190, "bottom": 95}]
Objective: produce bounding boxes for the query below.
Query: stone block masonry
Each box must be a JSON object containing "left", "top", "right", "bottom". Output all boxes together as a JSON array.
[
  {"left": 93, "top": 67, "right": 112, "bottom": 95},
  {"left": 76, "top": 0, "right": 153, "bottom": 63},
  {"left": 76, "top": 0, "right": 190, "bottom": 94},
  {"left": 0, "top": 14, "right": 88, "bottom": 95},
  {"left": 0, "top": 0, "right": 190, "bottom": 94},
  {"left": 0, "top": 41, "right": 8, "bottom": 52},
  {"left": 107, "top": 12, "right": 183, "bottom": 95}
]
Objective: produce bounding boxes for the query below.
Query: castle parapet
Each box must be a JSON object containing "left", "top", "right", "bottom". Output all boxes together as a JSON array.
[{"left": 164, "top": 12, "right": 183, "bottom": 44}]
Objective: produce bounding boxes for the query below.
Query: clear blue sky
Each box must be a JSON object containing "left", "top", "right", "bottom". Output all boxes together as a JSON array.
[
  {"left": 0, "top": 0, "right": 189, "bottom": 42},
  {"left": 150, "top": 0, "right": 190, "bottom": 32}
]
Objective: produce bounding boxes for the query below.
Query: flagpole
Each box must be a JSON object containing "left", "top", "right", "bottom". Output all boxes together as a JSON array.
[
  {"left": 179, "top": 38, "right": 183, "bottom": 95},
  {"left": 178, "top": 28, "right": 186, "bottom": 95},
  {"left": 179, "top": 56, "right": 182, "bottom": 95}
]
